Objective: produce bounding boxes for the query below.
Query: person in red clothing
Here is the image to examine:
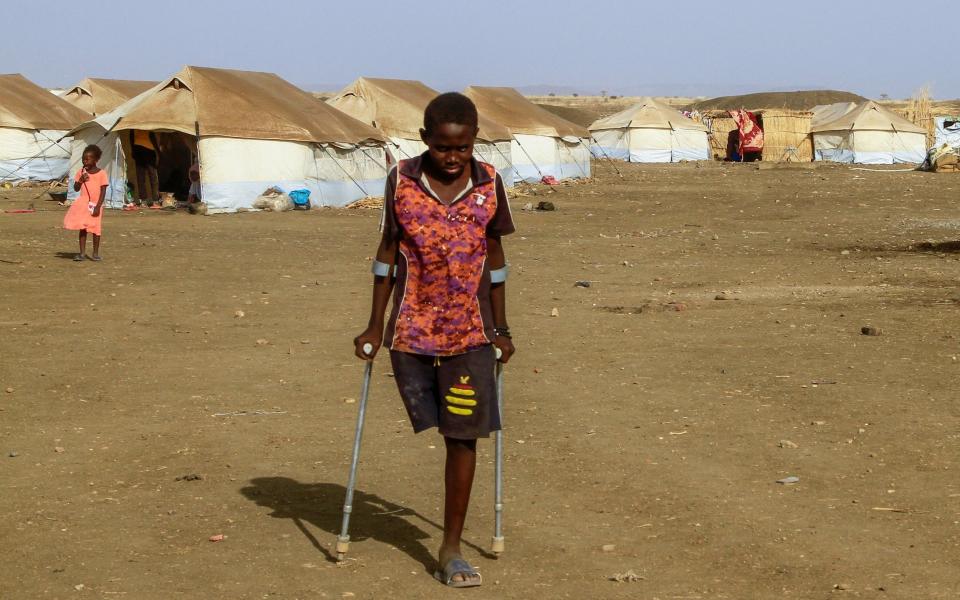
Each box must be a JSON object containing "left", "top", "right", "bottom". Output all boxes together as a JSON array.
[
  {"left": 354, "top": 92, "right": 515, "bottom": 588},
  {"left": 63, "top": 145, "right": 109, "bottom": 261}
]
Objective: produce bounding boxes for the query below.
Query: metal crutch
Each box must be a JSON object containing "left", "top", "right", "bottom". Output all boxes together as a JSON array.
[
  {"left": 336, "top": 343, "right": 374, "bottom": 561},
  {"left": 491, "top": 347, "right": 505, "bottom": 555}
]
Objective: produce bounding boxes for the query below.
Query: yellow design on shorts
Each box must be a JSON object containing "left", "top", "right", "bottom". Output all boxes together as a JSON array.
[
  {"left": 445, "top": 395, "right": 477, "bottom": 407},
  {"left": 445, "top": 375, "right": 477, "bottom": 416}
]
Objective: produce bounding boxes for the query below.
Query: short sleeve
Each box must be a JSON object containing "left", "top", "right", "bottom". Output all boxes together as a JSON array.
[
  {"left": 379, "top": 166, "right": 400, "bottom": 241},
  {"left": 486, "top": 172, "right": 515, "bottom": 237}
]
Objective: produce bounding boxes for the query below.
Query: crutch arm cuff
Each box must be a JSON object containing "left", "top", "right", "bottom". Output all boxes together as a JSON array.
[
  {"left": 490, "top": 265, "right": 509, "bottom": 283},
  {"left": 371, "top": 260, "right": 393, "bottom": 277}
]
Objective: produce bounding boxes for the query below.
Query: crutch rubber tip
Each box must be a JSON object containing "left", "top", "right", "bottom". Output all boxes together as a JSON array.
[
  {"left": 335, "top": 537, "right": 350, "bottom": 559},
  {"left": 491, "top": 536, "right": 505, "bottom": 555}
]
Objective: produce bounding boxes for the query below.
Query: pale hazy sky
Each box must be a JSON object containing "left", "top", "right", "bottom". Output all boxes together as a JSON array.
[{"left": 5, "top": 0, "right": 957, "bottom": 99}]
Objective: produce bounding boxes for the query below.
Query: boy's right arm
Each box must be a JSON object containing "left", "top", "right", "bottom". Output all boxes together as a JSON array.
[
  {"left": 354, "top": 165, "right": 400, "bottom": 360},
  {"left": 353, "top": 233, "right": 397, "bottom": 360}
]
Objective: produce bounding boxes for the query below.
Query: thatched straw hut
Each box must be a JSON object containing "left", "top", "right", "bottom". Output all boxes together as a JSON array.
[
  {"left": 701, "top": 110, "right": 737, "bottom": 160},
  {"left": 760, "top": 110, "right": 813, "bottom": 162},
  {"left": 700, "top": 108, "right": 812, "bottom": 162}
]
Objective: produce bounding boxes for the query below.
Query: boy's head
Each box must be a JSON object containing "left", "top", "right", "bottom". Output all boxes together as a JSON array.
[
  {"left": 81, "top": 144, "right": 102, "bottom": 169},
  {"left": 420, "top": 93, "right": 480, "bottom": 181}
]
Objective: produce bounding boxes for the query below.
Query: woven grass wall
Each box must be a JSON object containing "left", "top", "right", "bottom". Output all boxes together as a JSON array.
[
  {"left": 702, "top": 111, "right": 737, "bottom": 160},
  {"left": 701, "top": 109, "right": 812, "bottom": 161},
  {"left": 759, "top": 110, "right": 813, "bottom": 162}
]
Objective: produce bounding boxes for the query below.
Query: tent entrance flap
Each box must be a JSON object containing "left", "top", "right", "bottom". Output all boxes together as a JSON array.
[{"left": 125, "top": 130, "right": 196, "bottom": 201}]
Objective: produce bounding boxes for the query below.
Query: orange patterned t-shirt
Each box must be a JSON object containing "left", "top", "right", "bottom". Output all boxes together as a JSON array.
[{"left": 382, "top": 155, "right": 514, "bottom": 356}]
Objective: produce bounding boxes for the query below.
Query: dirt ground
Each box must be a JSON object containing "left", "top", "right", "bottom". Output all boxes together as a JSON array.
[{"left": 2, "top": 161, "right": 959, "bottom": 599}]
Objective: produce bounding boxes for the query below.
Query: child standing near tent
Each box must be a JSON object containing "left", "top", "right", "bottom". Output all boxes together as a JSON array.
[
  {"left": 353, "top": 92, "right": 515, "bottom": 588},
  {"left": 63, "top": 145, "right": 108, "bottom": 261}
]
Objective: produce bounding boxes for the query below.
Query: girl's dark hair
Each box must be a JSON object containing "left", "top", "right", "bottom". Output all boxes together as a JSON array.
[
  {"left": 423, "top": 92, "right": 478, "bottom": 132},
  {"left": 83, "top": 144, "right": 103, "bottom": 159}
]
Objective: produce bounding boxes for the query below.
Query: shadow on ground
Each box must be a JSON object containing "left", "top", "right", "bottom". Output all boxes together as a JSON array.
[
  {"left": 914, "top": 240, "right": 960, "bottom": 253},
  {"left": 240, "top": 477, "right": 495, "bottom": 572},
  {"left": 836, "top": 240, "right": 960, "bottom": 255}
]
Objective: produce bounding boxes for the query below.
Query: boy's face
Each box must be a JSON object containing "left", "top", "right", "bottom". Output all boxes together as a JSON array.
[
  {"left": 81, "top": 152, "right": 98, "bottom": 169},
  {"left": 420, "top": 122, "right": 478, "bottom": 181}
]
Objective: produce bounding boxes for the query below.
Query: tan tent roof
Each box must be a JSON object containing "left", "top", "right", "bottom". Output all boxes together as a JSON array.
[
  {"left": 589, "top": 97, "right": 708, "bottom": 132},
  {"left": 810, "top": 102, "right": 858, "bottom": 129},
  {"left": 76, "top": 66, "right": 386, "bottom": 145},
  {"left": 327, "top": 77, "right": 511, "bottom": 143},
  {"left": 811, "top": 100, "right": 925, "bottom": 134},
  {"left": 463, "top": 86, "right": 588, "bottom": 139},
  {"left": 0, "top": 73, "right": 91, "bottom": 130},
  {"left": 63, "top": 78, "right": 158, "bottom": 115}
]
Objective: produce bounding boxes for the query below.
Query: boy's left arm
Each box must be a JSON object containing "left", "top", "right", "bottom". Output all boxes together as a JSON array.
[
  {"left": 487, "top": 172, "right": 516, "bottom": 364},
  {"left": 488, "top": 235, "right": 514, "bottom": 363}
]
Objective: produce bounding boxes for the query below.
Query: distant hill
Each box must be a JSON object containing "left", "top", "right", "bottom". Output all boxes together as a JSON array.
[
  {"left": 535, "top": 103, "right": 599, "bottom": 128},
  {"left": 517, "top": 84, "right": 597, "bottom": 96},
  {"left": 688, "top": 90, "right": 867, "bottom": 111}
]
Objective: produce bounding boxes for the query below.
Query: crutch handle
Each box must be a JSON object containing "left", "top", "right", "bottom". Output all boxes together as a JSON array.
[
  {"left": 362, "top": 343, "right": 374, "bottom": 357},
  {"left": 495, "top": 347, "right": 503, "bottom": 360}
]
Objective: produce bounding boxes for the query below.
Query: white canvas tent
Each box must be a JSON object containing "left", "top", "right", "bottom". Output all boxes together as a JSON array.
[
  {"left": 463, "top": 86, "right": 591, "bottom": 183},
  {"left": 933, "top": 116, "right": 960, "bottom": 151},
  {"left": 811, "top": 100, "right": 926, "bottom": 164},
  {"left": 327, "top": 77, "right": 515, "bottom": 184},
  {"left": 0, "top": 73, "right": 89, "bottom": 182},
  {"left": 67, "top": 66, "right": 389, "bottom": 212},
  {"left": 588, "top": 98, "right": 709, "bottom": 162},
  {"left": 62, "top": 78, "right": 157, "bottom": 116},
  {"left": 811, "top": 102, "right": 857, "bottom": 129}
]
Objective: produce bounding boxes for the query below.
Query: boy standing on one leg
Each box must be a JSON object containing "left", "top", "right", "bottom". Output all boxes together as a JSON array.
[{"left": 354, "top": 92, "right": 515, "bottom": 588}]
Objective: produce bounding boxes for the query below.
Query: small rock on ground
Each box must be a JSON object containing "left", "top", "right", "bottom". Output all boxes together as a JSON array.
[{"left": 608, "top": 570, "right": 643, "bottom": 583}]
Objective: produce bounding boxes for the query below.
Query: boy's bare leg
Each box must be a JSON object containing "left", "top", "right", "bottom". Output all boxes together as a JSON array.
[{"left": 440, "top": 437, "right": 479, "bottom": 583}]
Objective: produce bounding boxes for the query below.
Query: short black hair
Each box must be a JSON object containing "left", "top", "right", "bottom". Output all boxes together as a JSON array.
[
  {"left": 423, "top": 92, "right": 478, "bottom": 132},
  {"left": 82, "top": 144, "right": 102, "bottom": 160}
]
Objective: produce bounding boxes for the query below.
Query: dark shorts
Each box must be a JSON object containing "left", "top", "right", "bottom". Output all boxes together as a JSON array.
[{"left": 390, "top": 345, "right": 500, "bottom": 440}]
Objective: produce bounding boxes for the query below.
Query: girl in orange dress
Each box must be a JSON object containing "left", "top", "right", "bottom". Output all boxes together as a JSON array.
[{"left": 63, "top": 145, "right": 109, "bottom": 261}]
